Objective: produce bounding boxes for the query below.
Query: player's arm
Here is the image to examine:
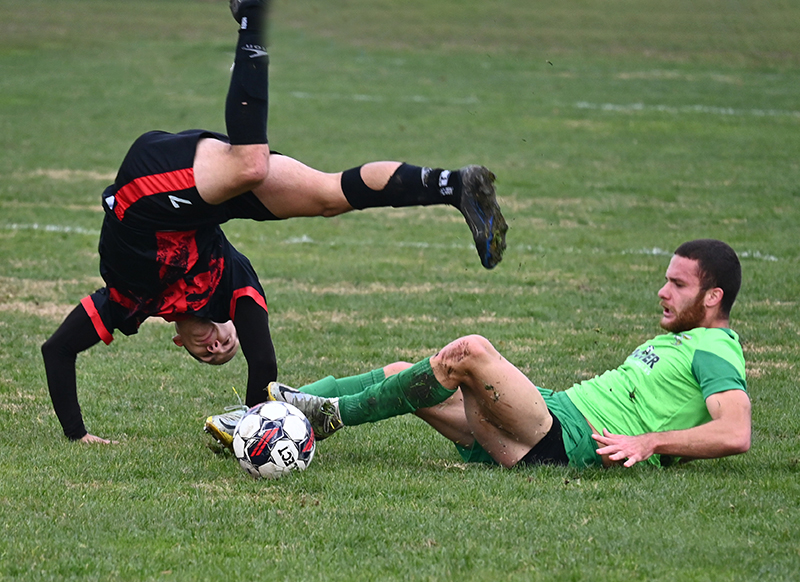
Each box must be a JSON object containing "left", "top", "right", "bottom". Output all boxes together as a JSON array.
[
  {"left": 231, "top": 297, "right": 278, "bottom": 407},
  {"left": 593, "top": 389, "right": 751, "bottom": 467},
  {"left": 41, "top": 303, "right": 105, "bottom": 442}
]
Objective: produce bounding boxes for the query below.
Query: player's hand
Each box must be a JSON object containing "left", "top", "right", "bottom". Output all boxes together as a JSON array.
[
  {"left": 80, "top": 433, "right": 119, "bottom": 445},
  {"left": 592, "top": 429, "right": 654, "bottom": 467}
]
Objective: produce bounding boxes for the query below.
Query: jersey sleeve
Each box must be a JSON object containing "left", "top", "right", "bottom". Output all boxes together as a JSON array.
[
  {"left": 232, "top": 296, "right": 277, "bottom": 407},
  {"left": 692, "top": 349, "right": 747, "bottom": 400},
  {"left": 41, "top": 303, "right": 104, "bottom": 440}
]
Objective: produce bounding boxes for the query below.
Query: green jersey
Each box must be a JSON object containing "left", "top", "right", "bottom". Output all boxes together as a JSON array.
[{"left": 565, "top": 327, "right": 747, "bottom": 467}]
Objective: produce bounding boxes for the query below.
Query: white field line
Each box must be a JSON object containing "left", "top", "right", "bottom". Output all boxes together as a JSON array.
[
  {"left": 622, "top": 246, "right": 778, "bottom": 261},
  {"left": 2, "top": 223, "right": 100, "bottom": 235},
  {"left": 1, "top": 226, "right": 781, "bottom": 262},
  {"left": 284, "top": 235, "right": 780, "bottom": 262},
  {"left": 286, "top": 91, "right": 479, "bottom": 106},
  {"left": 574, "top": 101, "right": 800, "bottom": 119},
  {"left": 283, "top": 91, "right": 799, "bottom": 119}
]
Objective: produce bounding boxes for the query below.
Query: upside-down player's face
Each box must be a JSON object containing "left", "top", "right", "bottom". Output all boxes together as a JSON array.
[{"left": 173, "top": 318, "right": 240, "bottom": 365}]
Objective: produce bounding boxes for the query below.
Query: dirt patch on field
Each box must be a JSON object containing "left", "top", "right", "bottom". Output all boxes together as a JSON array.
[
  {"left": 0, "top": 301, "right": 73, "bottom": 320},
  {"left": 0, "top": 276, "right": 103, "bottom": 320},
  {"left": 745, "top": 360, "right": 796, "bottom": 379},
  {"left": 1, "top": 200, "right": 103, "bottom": 213},
  {"left": 15, "top": 168, "right": 115, "bottom": 182},
  {"left": 260, "top": 278, "right": 546, "bottom": 298}
]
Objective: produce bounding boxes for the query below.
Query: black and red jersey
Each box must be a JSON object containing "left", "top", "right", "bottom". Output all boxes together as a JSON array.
[{"left": 83, "top": 129, "right": 279, "bottom": 342}]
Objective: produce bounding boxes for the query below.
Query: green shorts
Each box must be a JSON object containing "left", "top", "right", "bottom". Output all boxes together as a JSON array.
[{"left": 455, "top": 388, "right": 602, "bottom": 469}]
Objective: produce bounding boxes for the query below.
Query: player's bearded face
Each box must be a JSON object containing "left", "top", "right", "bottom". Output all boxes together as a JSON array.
[
  {"left": 658, "top": 255, "right": 713, "bottom": 333},
  {"left": 660, "top": 289, "right": 707, "bottom": 333}
]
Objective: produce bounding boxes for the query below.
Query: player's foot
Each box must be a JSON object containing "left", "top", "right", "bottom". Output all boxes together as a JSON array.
[
  {"left": 204, "top": 405, "right": 247, "bottom": 450},
  {"left": 267, "top": 382, "right": 343, "bottom": 440},
  {"left": 229, "top": 0, "right": 265, "bottom": 24},
  {"left": 457, "top": 165, "right": 507, "bottom": 269}
]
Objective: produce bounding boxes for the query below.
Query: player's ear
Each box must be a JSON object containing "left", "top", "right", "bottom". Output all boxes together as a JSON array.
[
  {"left": 705, "top": 287, "right": 723, "bottom": 308},
  {"left": 172, "top": 334, "right": 184, "bottom": 347}
]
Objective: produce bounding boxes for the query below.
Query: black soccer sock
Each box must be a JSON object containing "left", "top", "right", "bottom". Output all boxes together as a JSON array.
[
  {"left": 225, "top": 1, "right": 270, "bottom": 145},
  {"left": 341, "top": 163, "right": 463, "bottom": 210}
]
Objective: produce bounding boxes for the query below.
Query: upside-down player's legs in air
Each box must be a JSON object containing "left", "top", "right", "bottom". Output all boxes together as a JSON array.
[{"left": 194, "top": 0, "right": 507, "bottom": 270}]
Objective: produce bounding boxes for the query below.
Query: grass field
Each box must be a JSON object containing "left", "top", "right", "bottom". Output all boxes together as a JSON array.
[{"left": 1, "top": 0, "right": 799, "bottom": 580}]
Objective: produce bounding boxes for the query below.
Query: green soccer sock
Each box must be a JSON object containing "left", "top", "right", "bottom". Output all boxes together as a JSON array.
[
  {"left": 299, "top": 368, "right": 387, "bottom": 398},
  {"left": 337, "top": 358, "right": 455, "bottom": 426}
]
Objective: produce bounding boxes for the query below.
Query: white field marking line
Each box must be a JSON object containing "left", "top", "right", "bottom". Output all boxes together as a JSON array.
[
  {"left": 285, "top": 237, "right": 780, "bottom": 262},
  {"left": 3, "top": 224, "right": 780, "bottom": 262},
  {"left": 575, "top": 101, "right": 800, "bottom": 119},
  {"left": 284, "top": 235, "right": 471, "bottom": 251},
  {"left": 2, "top": 223, "right": 100, "bottom": 235},
  {"left": 621, "top": 246, "right": 778, "bottom": 261},
  {"left": 284, "top": 92, "right": 797, "bottom": 117},
  {"left": 287, "top": 91, "right": 480, "bottom": 106}
]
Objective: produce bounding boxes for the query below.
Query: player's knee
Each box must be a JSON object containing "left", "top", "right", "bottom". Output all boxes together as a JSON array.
[
  {"left": 438, "top": 335, "right": 495, "bottom": 371},
  {"left": 234, "top": 146, "right": 270, "bottom": 189},
  {"left": 241, "top": 157, "right": 270, "bottom": 189}
]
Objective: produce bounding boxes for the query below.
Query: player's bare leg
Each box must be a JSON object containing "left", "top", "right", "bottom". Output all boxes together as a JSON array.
[
  {"left": 249, "top": 157, "right": 398, "bottom": 218},
  {"left": 248, "top": 156, "right": 507, "bottom": 268},
  {"left": 195, "top": 140, "right": 269, "bottom": 205},
  {"left": 414, "top": 388, "right": 476, "bottom": 449},
  {"left": 429, "top": 335, "right": 552, "bottom": 467}
]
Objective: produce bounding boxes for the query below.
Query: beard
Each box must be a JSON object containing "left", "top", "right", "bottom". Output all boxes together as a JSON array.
[{"left": 660, "top": 291, "right": 707, "bottom": 333}]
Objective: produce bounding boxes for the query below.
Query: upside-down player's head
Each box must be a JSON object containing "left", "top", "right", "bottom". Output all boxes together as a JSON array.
[{"left": 172, "top": 317, "right": 239, "bottom": 365}]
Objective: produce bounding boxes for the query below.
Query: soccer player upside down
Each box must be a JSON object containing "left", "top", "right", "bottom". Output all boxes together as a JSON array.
[{"left": 42, "top": 0, "right": 507, "bottom": 444}]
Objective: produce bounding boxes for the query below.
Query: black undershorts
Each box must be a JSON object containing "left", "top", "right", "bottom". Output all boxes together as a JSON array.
[{"left": 518, "top": 411, "right": 570, "bottom": 466}]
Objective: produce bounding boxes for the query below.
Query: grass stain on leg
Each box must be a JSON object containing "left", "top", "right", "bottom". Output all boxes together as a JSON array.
[{"left": 484, "top": 383, "right": 500, "bottom": 402}]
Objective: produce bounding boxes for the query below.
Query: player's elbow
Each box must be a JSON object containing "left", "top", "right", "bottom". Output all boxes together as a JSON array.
[
  {"left": 725, "top": 428, "right": 751, "bottom": 456},
  {"left": 733, "top": 431, "right": 751, "bottom": 455},
  {"left": 41, "top": 334, "right": 61, "bottom": 362}
]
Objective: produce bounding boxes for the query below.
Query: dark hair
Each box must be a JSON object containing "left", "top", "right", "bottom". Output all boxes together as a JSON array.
[{"left": 674, "top": 239, "right": 741, "bottom": 316}]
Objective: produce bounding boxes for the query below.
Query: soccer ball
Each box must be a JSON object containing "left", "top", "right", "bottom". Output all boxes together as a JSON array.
[{"left": 232, "top": 401, "right": 316, "bottom": 479}]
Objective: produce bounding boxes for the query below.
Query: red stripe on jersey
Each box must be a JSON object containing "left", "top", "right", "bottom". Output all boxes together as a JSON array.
[
  {"left": 80, "top": 296, "right": 114, "bottom": 345},
  {"left": 114, "top": 168, "right": 195, "bottom": 221},
  {"left": 230, "top": 286, "right": 268, "bottom": 320}
]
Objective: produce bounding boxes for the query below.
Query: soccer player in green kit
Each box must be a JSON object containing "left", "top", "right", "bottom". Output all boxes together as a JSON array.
[{"left": 208, "top": 239, "right": 750, "bottom": 469}]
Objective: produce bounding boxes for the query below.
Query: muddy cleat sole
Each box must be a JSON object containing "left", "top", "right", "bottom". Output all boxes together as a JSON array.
[
  {"left": 204, "top": 407, "right": 247, "bottom": 450},
  {"left": 458, "top": 165, "right": 508, "bottom": 269},
  {"left": 267, "top": 382, "right": 343, "bottom": 440}
]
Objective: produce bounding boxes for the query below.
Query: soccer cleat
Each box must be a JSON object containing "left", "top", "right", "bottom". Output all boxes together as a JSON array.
[
  {"left": 457, "top": 165, "right": 508, "bottom": 270},
  {"left": 267, "top": 382, "right": 343, "bottom": 440},
  {"left": 204, "top": 405, "right": 247, "bottom": 450}
]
